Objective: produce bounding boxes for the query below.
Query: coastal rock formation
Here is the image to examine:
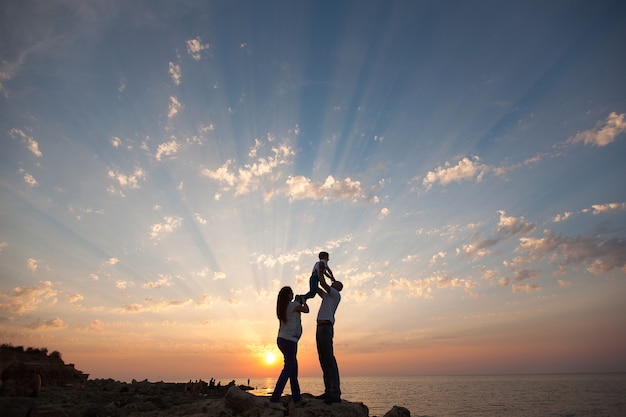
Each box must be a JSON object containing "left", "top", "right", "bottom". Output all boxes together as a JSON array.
[
  {"left": 208, "top": 385, "right": 369, "bottom": 417},
  {"left": 1, "top": 382, "right": 379, "bottom": 417},
  {"left": 0, "top": 344, "right": 88, "bottom": 395},
  {"left": 0, "top": 345, "right": 407, "bottom": 417}
]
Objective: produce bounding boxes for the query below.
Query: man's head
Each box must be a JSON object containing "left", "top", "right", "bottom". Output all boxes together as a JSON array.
[
  {"left": 332, "top": 281, "right": 343, "bottom": 291},
  {"left": 319, "top": 251, "right": 329, "bottom": 261}
]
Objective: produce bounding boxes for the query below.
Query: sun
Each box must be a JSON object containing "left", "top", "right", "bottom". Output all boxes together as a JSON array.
[{"left": 265, "top": 352, "right": 277, "bottom": 365}]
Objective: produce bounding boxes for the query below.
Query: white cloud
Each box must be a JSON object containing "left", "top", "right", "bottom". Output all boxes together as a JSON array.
[
  {"left": 285, "top": 175, "right": 373, "bottom": 203},
  {"left": 168, "top": 95, "right": 182, "bottom": 118},
  {"left": 186, "top": 37, "right": 210, "bottom": 60},
  {"left": 20, "top": 169, "right": 38, "bottom": 187},
  {"left": 119, "top": 298, "right": 193, "bottom": 313},
  {"left": 108, "top": 166, "right": 145, "bottom": 190},
  {"left": 67, "top": 294, "right": 84, "bottom": 303},
  {"left": 0, "top": 241, "right": 7, "bottom": 252},
  {"left": 150, "top": 215, "right": 183, "bottom": 240},
  {"left": 9, "top": 128, "right": 42, "bottom": 157},
  {"left": 552, "top": 211, "right": 573, "bottom": 222},
  {"left": 378, "top": 207, "right": 389, "bottom": 219},
  {"left": 169, "top": 61, "right": 182, "bottom": 85},
  {"left": 589, "top": 202, "right": 626, "bottom": 215},
  {"left": 422, "top": 156, "right": 489, "bottom": 190},
  {"left": 201, "top": 140, "right": 295, "bottom": 196},
  {"left": 517, "top": 230, "right": 626, "bottom": 276},
  {"left": 111, "top": 136, "right": 122, "bottom": 148},
  {"left": 0, "top": 280, "right": 58, "bottom": 314},
  {"left": 27, "top": 258, "right": 38, "bottom": 272},
  {"left": 497, "top": 210, "right": 535, "bottom": 236},
  {"left": 428, "top": 251, "right": 446, "bottom": 267},
  {"left": 566, "top": 112, "right": 626, "bottom": 147},
  {"left": 512, "top": 283, "right": 541, "bottom": 293},
  {"left": 212, "top": 272, "right": 226, "bottom": 281},
  {"left": 155, "top": 138, "right": 180, "bottom": 161},
  {"left": 143, "top": 275, "right": 172, "bottom": 289}
]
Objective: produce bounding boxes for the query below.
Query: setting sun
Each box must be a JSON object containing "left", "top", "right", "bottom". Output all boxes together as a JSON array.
[{"left": 265, "top": 352, "right": 277, "bottom": 365}]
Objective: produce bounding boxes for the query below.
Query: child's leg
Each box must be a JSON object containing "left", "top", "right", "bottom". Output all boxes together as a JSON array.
[{"left": 302, "top": 274, "right": 319, "bottom": 300}]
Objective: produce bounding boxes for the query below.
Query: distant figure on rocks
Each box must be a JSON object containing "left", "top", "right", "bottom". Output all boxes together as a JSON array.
[
  {"left": 296, "top": 251, "right": 334, "bottom": 305},
  {"left": 268, "top": 286, "right": 309, "bottom": 411},
  {"left": 315, "top": 270, "right": 343, "bottom": 404},
  {"left": 27, "top": 372, "right": 41, "bottom": 398}
]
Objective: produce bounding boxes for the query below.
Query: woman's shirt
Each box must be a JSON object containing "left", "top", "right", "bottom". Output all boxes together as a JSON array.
[{"left": 278, "top": 301, "right": 303, "bottom": 342}]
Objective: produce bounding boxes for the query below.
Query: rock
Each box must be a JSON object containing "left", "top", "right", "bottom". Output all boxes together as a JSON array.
[
  {"left": 0, "top": 397, "right": 37, "bottom": 417},
  {"left": 210, "top": 385, "right": 369, "bottom": 417},
  {"left": 224, "top": 384, "right": 267, "bottom": 412},
  {"left": 382, "top": 405, "right": 411, "bottom": 417}
]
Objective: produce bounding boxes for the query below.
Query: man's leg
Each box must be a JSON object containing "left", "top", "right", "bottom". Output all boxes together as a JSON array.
[{"left": 316, "top": 323, "right": 340, "bottom": 399}]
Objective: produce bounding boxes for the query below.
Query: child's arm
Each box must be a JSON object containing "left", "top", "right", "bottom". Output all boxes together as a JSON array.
[{"left": 324, "top": 266, "right": 335, "bottom": 281}]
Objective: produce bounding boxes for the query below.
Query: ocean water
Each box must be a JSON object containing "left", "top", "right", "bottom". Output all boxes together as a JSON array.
[{"left": 243, "top": 374, "right": 626, "bottom": 417}]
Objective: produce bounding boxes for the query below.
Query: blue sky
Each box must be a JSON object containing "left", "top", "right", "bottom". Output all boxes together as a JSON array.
[{"left": 1, "top": 0, "right": 626, "bottom": 381}]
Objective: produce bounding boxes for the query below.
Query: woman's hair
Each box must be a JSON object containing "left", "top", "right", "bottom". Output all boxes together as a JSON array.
[{"left": 276, "top": 286, "right": 293, "bottom": 323}]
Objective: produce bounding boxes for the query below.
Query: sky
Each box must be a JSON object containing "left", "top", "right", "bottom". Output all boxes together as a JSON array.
[{"left": 1, "top": 0, "right": 626, "bottom": 382}]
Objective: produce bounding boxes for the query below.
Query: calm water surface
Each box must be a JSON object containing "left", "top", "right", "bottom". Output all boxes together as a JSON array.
[{"left": 244, "top": 374, "right": 626, "bottom": 417}]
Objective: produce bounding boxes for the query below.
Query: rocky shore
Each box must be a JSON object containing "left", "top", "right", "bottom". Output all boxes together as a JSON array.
[{"left": 0, "top": 345, "right": 411, "bottom": 417}]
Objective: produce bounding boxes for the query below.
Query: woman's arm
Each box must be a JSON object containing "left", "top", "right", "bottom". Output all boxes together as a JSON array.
[{"left": 294, "top": 303, "right": 309, "bottom": 313}]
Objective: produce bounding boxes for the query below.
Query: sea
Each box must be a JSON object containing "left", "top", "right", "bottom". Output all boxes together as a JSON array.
[{"left": 236, "top": 374, "right": 626, "bottom": 417}]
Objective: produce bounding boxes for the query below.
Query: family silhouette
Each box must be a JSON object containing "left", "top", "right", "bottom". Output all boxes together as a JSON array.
[{"left": 269, "top": 251, "right": 344, "bottom": 410}]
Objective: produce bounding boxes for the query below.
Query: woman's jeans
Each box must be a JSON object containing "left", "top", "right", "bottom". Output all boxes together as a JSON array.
[{"left": 271, "top": 337, "right": 302, "bottom": 402}]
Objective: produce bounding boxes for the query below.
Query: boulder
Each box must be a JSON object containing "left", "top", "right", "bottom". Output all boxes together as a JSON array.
[{"left": 382, "top": 405, "right": 411, "bottom": 417}]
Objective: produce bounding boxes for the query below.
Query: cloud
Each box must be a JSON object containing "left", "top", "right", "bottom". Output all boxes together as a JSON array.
[
  {"left": 0, "top": 241, "right": 7, "bottom": 252},
  {"left": 150, "top": 215, "right": 183, "bottom": 240},
  {"left": 155, "top": 138, "right": 180, "bottom": 161},
  {"left": 168, "top": 95, "right": 182, "bottom": 118},
  {"left": 88, "top": 319, "right": 104, "bottom": 332},
  {"left": 517, "top": 230, "right": 626, "bottom": 275},
  {"left": 19, "top": 169, "right": 38, "bottom": 187},
  {"left": 459, "top": 239, "right": 498, "bottom": 260},
  {"left": 388, "top": 275, "right": 463, "bottom": 299},
  {"left": 286, "top": 175, "right": 365, "bottom": 202},
  {"left": 422, "top": 156, "right": 489, "bottom": 190},
  {"left": 552, "top": 211, "right": 573, "bottom": 222},
  {"left": 106, "top": 257, "right": 119, "bottom": 266},
  {"left": 115, "top": 281, "right": 131, "bottom": 290},
  {"left": 26, "top": 317, "right": 67, "bottom": 330},
  {"left": 512, "top": 283, "right": 541, "bottom": 293},
  {"left": 169, "top": 61, "right": 182, "bottom": 85},
  {"left": 8, "top": 128, "right": 42, "bottom": 157},
  {"left": 512, "top": 269, "right": 540, "bottom": 281},
  {"left": 107, "top": 167, "right": 145, "bottom": 190},
  {"left": 119, "top": 298, "right": 193, "bottom": 313},
  {"left": 27, "top": 258, "right": 38, "bottom": 272},
  {"left": 111, "top": 136, "right": 121, "bottom": 148},
  {"left": 0, "top": 281, "right": 58, "bottom": 314},
  {"left": 428, "top": 251, "right": 446, "bottom": 267},
  {"left": 566, "top": 112, "right": 626, "bottom": 147},
  {"left": 588, "top": 202, "right": 626, "bottom": 215},
  {"left": 143, "top": 275, "right": 172, "bottom": 289},
  {"left": 378, "top": 207, "right": 389, "bottom": 219},
  {"left": 497, "top": 210, "right": 535, "bottom": 236},
  {"left": 186, "top": 37, "right": 210, "bottom": 60},
  {"left": 66, "top": 294, "right": 84, "bottom": 303},
  {"left": 201, "top": 141, "right": 294, "bottom": 196},
  {"left": 212, "top": 272, "right": 226, "bottom": 281}
]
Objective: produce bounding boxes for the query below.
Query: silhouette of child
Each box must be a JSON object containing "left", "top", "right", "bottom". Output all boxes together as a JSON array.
[{"left": 296, "top": 251, "right": 335, "bottom": 304}]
